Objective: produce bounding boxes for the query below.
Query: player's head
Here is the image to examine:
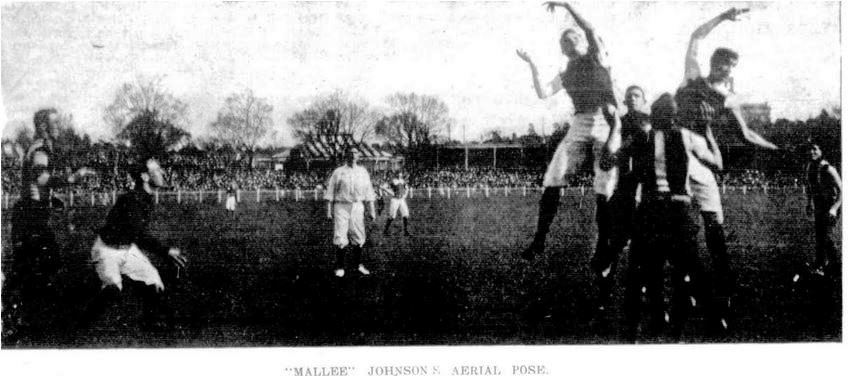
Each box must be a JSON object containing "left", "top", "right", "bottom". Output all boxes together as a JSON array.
[
  {"left": 709, "top": 48, "right": 739, "bottom": 82},
  {"left": 626, "top": 112, "right": 652, "bottom": 138},
  {"left": 650, "top": 93, "right": 678, "bottom": 132},
  {"left": 33, "top": 108, "right": 59, "bottom": 140},
  {"left": 130, "top": 157, "right": 166, "bottom": 191},
  {"left": 807, "top": 141, "right": 824, "bottom": 161},
  {"left": 25, "top": 150, "right": 52, "bottom": 188},
  {"left": 560, "top": 28, "right": 587, "bottom": 58},
  {"left": 343, "top": 150, "right": 357, "bottom": 167},
  {"left": 624, "top": 85, "right": 646, "bottom": 113}
]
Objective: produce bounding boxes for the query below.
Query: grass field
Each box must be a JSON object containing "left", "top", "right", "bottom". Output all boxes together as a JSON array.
[{"left": 1, "top": 190, "right": 842, "bottom": 347}]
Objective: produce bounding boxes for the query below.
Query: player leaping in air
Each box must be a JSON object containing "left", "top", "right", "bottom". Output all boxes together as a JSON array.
[
  {"left": 674, "top": 7, "right": 778, "bottom": 332},
  {"left": 516, "top": 2, "right": 621, "bottom": 260}
]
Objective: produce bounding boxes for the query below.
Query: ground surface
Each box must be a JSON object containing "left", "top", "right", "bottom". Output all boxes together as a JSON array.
[{"left": 1, "top": 189, "right": 842, "bottom": 347}]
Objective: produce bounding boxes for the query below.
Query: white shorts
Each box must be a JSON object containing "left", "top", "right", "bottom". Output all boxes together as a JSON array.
[
  {"left": 542, "top": 112, "right": 618, "bottom": 198},
  {"left": 225, "top": 195, "right": 236, "bottom": 211},
  {"left": 91, "top": 236, "right": 164, "bottom": 291},
  {"left": 689, "top": 159, "right": 724, "bottom": 223},
  {"left": 389, "top": 198, "right": 409, "bottom": 219},
  {"left": 333, "top": 202, "right": 366, "bottom": 248}
]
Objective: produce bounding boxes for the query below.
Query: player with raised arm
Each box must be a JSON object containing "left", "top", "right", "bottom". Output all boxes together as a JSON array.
[
  {"left": 81, "top": 157, "right": 188, "bottom": 330},
  {"left": 383, "top": 171, "right": 411, "bottom": 237},
  {"left": 516, "top": 1, "right": 620, "bottom": 261},
  {"left": 325, "top": 150, "right": 377, "bottom": 277},
  {"left": 675, "top": 7, "right": 779, "bottom": 332}
]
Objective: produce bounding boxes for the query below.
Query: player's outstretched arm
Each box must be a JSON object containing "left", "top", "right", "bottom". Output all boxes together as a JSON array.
[
  {"left": 547, "top": 2, "right": 609, "bottom": 64},
  {"left": 729, "top": 107, "right": 779, "bottom": 150},
  {"left": 683, "top": 7, "right": 749, "bottom": 85},
  {"left": 703, "top": 125, "right": 724, "bottom": 171},
  {"left": 600, "top": 104, "right": 623, "bottom": 171},
  {"left": 516, "top": 49, "right": 562, "bottom": 99}
]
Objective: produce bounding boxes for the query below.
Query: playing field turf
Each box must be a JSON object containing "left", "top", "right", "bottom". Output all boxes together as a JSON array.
[{"left": 1, "top": 189, "right": 841, "bottom": 347}]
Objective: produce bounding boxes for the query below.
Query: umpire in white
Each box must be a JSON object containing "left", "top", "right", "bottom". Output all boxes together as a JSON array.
[{"left": 324, "top": 149, "right": 376, "bottom": 277}]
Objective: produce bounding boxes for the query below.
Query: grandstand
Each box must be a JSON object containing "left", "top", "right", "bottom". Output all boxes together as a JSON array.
[{"left": 289, "top": 133, "right": 403, "bottom": 171}]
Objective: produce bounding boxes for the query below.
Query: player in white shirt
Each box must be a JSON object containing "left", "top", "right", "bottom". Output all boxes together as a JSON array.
[
  {"left": 383, "top": 171, "right": 411, "bottom": 237},
  {"left": 324, "top": 150, "right": 377, "bottom": 278}
]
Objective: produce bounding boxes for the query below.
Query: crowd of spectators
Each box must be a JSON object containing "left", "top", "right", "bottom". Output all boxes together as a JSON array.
[{"left": 1, "top": 158, "right": 807, "bottom": 195}]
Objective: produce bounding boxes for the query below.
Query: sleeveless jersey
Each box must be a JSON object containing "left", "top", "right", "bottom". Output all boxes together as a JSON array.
[
  {"left": 561, "top": 54, "right": 617, "bottom": 114},
  {"left": 632, "top": 128, "right": 690, "bottom": 198},
  {"left": 675, "top": 77, "right": 729, "bottom": 133},
  {"left": 391, "top": 178, "right": 408, "bottom": 199},
  {"left": 807, "top": 160, "right": 840, "bottom": 206}
]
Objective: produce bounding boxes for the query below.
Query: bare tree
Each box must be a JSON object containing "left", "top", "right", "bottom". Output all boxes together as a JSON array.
[
  {"left": 287, "top": 90, "right": 380, "bottom": 143},
  {"left": 118, "top": 110, "right": 191, "bottom": 162},
  {"left": 103, "top": 75, "right": 189, "bottom": 136},
  {"left": 377, "top": 92, "right": 451, "bottom": 148},
  {"left": 208, "top": 88, "right": 275, "bottom": 162}
]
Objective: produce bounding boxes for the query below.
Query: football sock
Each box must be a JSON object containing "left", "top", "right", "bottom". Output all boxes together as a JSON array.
[{"left": 533, "top": 187, "right": 561, "bottom": 243}]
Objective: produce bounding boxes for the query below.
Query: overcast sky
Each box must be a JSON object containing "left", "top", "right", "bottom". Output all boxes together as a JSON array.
[{"left": 1, "top": 1, "right": 841, "bottom": 145}]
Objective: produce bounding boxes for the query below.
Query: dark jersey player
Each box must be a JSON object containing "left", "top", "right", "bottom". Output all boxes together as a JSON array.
[
  {"left": 602, "top": 94, "right": 722, "bottom": 340},
  {"left": 591, "top": 85, "right": 651, "bottom": 312},
  {"left": 675, "top": 7, "right": 778, "bottom": 331},
  {"left": 82, "top": 158, "right": 187, "bottom": 329},
  {"left": 516, "top": 2, "right": 621, "bottom": 261},
  {"left": 804, "top": 142, "right": 841, "bottom": 277}
]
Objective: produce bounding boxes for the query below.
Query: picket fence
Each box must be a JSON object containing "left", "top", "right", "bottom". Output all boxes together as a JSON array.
[{"left": 0, "top": 184, "right": 806, "bottom": 209}]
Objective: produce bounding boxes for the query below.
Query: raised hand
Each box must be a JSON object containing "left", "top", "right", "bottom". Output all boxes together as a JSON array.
[
  {"left": 515, "top": 49, "right": 532, "bottom": 63},
  {"left": 543, "top": 2, "right": 568, "bottom": 13}
]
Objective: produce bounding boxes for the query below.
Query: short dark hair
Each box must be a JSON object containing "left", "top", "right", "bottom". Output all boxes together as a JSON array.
[
  {"left": 625, "top": 85, "right": 645, "bottom": 97},
  {"left": 33, "top": 108, "right": 58, "bottom": 132},
  {"left": 650, "top": 93, "right": 677, "bottom": 131},
  {"left": 710, "top": 47, "right": 739, "bottom": 68}
]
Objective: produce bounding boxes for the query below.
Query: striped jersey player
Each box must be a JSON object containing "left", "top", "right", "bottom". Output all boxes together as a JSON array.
[{"left": 383, "top": 171, "right": 411, "bottom": 236}]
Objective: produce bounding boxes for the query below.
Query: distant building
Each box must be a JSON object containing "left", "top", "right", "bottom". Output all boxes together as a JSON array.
[{"left": 252, "top": 148, "right": 291, "bottom": 170}]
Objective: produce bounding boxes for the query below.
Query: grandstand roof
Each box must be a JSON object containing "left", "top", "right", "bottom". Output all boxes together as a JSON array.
[{"left": 298, "top": 134, "right": 396, "bottom": 160}]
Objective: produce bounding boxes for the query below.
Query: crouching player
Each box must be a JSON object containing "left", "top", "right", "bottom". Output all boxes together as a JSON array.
[
  {"left": 82, "top": 157, "right": 187, "bottom": 329},
  {"left": 602, "top": 94, "right": 720, "bottom": 340}
]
